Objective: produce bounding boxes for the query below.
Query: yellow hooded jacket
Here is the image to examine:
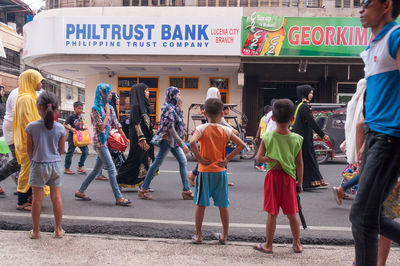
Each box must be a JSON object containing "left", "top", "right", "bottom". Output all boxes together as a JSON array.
[{"left": 13, "top": 70, "right": 49, "bottom": 195}]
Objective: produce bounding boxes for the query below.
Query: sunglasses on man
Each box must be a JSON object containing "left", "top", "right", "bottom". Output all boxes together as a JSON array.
[{"left": 361, "top": 0, "right": 372, "bottom": 9}]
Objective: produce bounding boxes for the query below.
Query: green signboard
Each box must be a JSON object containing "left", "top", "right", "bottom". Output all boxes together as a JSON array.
[{"left": 241, "top": 12, "right": 400, "bottom": 57}]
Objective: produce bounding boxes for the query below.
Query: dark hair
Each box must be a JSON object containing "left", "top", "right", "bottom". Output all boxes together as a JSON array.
[
  {"left": 204, "top": 98, "right": 224, "bottom": 118},
  {"left": 223, "top": 106, "right": 229, "bottom": 111},
  {"left": 391, "top": 0, "right": 399, "bottom": 19},
  {"left": 263, "top": 105, "right": 271, "bottom": 114},
  {"left": 73, "top": 101, "right": 83, "bottom": 108},
  {"left": 272, "top": 99, "right": 295, "bottom": 123},
  {"left": 37, "top": 91, "right": 59, "bottom": 130}
]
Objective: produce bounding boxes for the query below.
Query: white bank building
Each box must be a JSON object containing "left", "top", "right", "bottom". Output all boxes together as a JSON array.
[{"left": 23, "top": 7, "right": 243, "bottom": 133}]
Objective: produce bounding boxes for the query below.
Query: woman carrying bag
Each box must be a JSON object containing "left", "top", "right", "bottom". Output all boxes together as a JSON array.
[{"left": 75, "top": 83, "right": 131, "bottom": 206}]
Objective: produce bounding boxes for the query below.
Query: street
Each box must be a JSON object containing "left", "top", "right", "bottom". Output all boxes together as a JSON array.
[{"left": 0, "top": 154, "right": 355, "bottom": 244}]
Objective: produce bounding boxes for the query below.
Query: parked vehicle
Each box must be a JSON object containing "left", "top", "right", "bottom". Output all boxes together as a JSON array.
[
  {"left": 311, "top": 103, "right": 347, "bottom": 164},
  {"left": 185, "top": 103, "right": 256, "bottom": 160}
]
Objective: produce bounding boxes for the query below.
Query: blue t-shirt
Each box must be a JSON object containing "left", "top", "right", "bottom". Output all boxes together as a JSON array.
[
  {"left": 25, "top": 120, "right": 66, "bottom": 163},
  {"left": 362, "top": 22, "right": 400, "bottom": 137}
]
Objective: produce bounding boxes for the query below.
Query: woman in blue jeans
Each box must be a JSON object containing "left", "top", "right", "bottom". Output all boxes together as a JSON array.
[
  {"left": 74, "top": 83, "right": 131, "bottom": 206},
  {"left": 138, "top": 86, "right": 193, "bottom": 200}
]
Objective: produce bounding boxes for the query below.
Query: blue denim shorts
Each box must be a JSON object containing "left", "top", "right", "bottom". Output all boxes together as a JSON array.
[
  {"left": 194, "top": 171, "right": 229, "bottom": 208},
  {"left": 29, "top": 161, "right": 62, "bottom": 187}
]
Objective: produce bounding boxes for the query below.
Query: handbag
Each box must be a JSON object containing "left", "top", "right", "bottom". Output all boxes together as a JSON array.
[
  {"left": 107, "top": 129, "right": 128, "bottom": 152},
  {"left": 73, "top": 120, "right": 92, "bottom": 147},
  {"left": 150, "top": 134, "right": 162, "bottom": 146}
]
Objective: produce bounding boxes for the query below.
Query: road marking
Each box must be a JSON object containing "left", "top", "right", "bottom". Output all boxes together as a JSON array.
[{"left": 0, "top": 211, "right": 351, "bottom": 232}]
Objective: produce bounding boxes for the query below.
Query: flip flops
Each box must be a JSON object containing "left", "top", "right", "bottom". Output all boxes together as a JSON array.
[
  {"left": 253, "top": 243, "right": 273, "bottom": 254},
  {"left": 16, "top": 203, "right": 32, "bottom": 211},
  {"left": 213, "top": 233, "right": 226, "bottom": 245},
  {"left": 191, "top": 235, "right": 202, "bottom": 244},
  {"left": 115, "top": 198, "right": 132, "bottom": 207},
  {"left": 138, "top": 188, "right": 152, "bottom": 200},
  {"left": 95, "top": 175, "right": 108, "bottom": 181},
  {"left": 29, "top": 229, "right": 40, "bottom": 239},
  {"left": 74, "top": 192, "right": 91, "bottom": 201},
  {"left": 64, "top": 169, "right": 75, "bottom": 175},
  {"left": 53, "top": 229, "right": 65, "bottom": 239},
  {"left": 77, "top": 167, "right": 87, "bottom": 174}
]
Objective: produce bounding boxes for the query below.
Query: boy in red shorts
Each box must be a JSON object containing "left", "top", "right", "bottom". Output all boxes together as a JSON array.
[{"left": 254, "top": 99, "right": 304, "bottom": 254}]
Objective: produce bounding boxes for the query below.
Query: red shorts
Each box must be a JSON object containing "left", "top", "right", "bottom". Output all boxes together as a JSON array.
[{"left": 263, "top": 170, "right": 298, "bottom": 216}]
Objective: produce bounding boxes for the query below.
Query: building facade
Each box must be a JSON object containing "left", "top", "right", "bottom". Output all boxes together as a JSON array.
[{"left": 25, "top": 2, "right": 372, "bottom": 136}]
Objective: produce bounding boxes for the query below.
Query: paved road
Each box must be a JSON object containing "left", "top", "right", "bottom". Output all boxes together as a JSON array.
[{"left": 0, "top": 154, "right": 354, "bottom": 244}]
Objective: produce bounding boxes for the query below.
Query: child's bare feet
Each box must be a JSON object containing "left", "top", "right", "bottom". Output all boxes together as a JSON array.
[
  {"left": 188, "top": 172, "right": 195, "bottom": 187},
  {"left": 292, "top": 239, "right": 303, "bottom": 253}
]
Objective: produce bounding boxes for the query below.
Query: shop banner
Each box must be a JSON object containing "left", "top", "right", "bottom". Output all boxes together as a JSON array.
[
  {"left": 23, "top": 16, "right": 241, "bottom": 58},
  {"left": 242, "top": 12, "right": 400, "bottom": 57}
]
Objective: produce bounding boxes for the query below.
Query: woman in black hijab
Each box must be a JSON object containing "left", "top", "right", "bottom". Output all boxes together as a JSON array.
[
  {"left": 291, "top": 85, "right": 330, "bottom": 189},
  {"left": 117, "top": 83, "right": 155, "bottom": 188}
]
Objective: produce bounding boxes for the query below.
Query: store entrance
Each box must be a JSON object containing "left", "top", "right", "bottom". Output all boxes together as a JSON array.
[
  {"left": 117, "top": 76, "right": 159, "bottom": 135},
  {"left": 260, "top": 81, "right": 319, "bottom": 107}
]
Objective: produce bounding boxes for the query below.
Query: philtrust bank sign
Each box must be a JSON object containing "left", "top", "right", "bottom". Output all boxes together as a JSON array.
[{"left": 23, "top": 16, "right": 241, "bottom": 57}]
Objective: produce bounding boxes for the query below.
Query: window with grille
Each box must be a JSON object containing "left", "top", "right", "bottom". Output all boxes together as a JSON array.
[
  {"left": 169, "top": 77, "right": 199, "bottom": 89},
  {"left": 78, "top": 88, "right": 85, "bottom": 102},
  {"left": 209, "top": 78, "right": 229, "bottom": 103}
]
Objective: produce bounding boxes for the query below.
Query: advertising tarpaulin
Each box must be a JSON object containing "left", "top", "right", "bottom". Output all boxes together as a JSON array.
[{"left": 241, "top": 12, "right": 400, "bottom": 57}]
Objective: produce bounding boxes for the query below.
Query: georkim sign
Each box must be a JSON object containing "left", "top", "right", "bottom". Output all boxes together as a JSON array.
[
  {"left": 241, "top": 12, "right": 400, "bottom": 57},
  {"left": 23, "top": 16, "right": 241, "bottom": 58}
]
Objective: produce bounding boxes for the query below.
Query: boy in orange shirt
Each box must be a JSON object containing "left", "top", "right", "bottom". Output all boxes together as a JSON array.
[{"left": 190, "top": 98, "right": 245, "bottom": 244}]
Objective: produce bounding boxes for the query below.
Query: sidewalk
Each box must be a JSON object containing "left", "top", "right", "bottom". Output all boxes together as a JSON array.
[{"left": 1, "top": 230, "right": 400, "bottom": 265}]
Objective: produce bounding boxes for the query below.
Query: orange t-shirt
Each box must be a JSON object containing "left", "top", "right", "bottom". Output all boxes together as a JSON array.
[{"left": 196, "top": 123, "right": 232, "bottom": 172}]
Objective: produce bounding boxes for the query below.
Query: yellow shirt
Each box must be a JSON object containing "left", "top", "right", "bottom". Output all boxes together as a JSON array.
[{"left": 259, "top": 115, "right": 267, "bottom": 136}]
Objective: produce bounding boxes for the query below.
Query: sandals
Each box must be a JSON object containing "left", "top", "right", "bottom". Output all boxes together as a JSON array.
[
  {"left": 182, "top": 190, "right": 194, "bottom": 200},
  {"left": 16, "top": 203, "right": 32, "bottom": 211},
  {"left": 115, "top": 198, "right": 132, "bottom": 207},
  {"left": 53, "top": 229, "right": 65, "bottom": 239},
  {"left": 138, "top": 188, "right": 152, "bottom": 200},
  {"left": 77, "top": 167, "right": 87, "bottom": 174},
  {"left": 253, "top": 243, "right": 273, "bottom": 254},
  {"left": 95, "top": 175, "right": 108, "bottom": 181},
  {"left": 74, "top": 192, "right": 91, "bottom": 201},
  {"left": 64, "top": 169, "right": 75, "bottom": 175},
  {"left": 29, "top": 229, "right": 40, "bottom": 239},
  {"left": 191, "top": 235, "right": 202, "bottom": 244},
  {"left": 213, "top": 232, "right": 226, "bottom": 245},
  {"left": 320, "top": 180, "right": 330, "bottom": 187}
]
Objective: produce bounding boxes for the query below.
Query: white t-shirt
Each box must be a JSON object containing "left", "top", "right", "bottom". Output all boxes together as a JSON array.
[
  {"left": 3, "top": 88, "right": 18, "bottom": 145},
  {"left": 265, "top": 111, "right": 277, "bottom": 133}
]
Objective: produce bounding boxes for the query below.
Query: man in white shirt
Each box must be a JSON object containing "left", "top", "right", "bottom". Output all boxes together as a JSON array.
[{"left": 0, "top": 88, "right": 21, "bottom": 195}]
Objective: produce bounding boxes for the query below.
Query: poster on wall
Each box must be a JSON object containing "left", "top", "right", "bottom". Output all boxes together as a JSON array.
[
  {"left": 241, "top": 12, "right": 399, "bottom": 57},
  {"left": 23, "top": 16, "right": 242, "bottom": 58}
]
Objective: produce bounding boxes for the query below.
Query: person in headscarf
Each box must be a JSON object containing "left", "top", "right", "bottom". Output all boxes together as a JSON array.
[
  {"left": 138, "top": 86, "right": 193, "bottom": 200},
  {"left": 117, "top": 83, "right": 154, "bottom": 188},
  {"left": 75, "top": 83, "right": 131, "bottom": 206},
  {"left": 291, "top": 84, "right": 330, "bottom": 190},
  {"left": 95, "top": 92, "right": 126, "bottom": 180},
  {"left": 13, "top": 69, "right": 49, "bottom": 211}
]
